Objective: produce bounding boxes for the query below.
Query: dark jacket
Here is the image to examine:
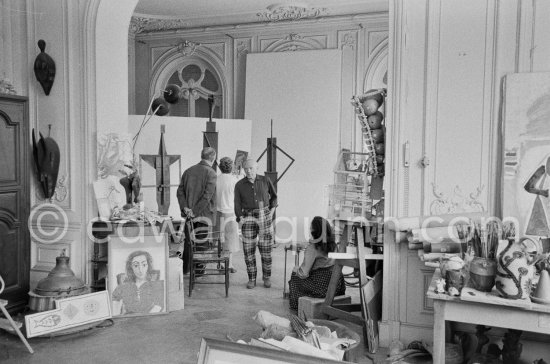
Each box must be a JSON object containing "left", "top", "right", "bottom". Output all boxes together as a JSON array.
[{"left": 176, "top": 160, "right": 217, "bottom": 223}]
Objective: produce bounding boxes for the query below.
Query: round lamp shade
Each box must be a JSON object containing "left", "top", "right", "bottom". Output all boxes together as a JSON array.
[
  {"left": 163, "top": 84, "right": 181, "bottom": 104},
  {"left": 152, "top": 97, "right": 170, "bottom": 116}
]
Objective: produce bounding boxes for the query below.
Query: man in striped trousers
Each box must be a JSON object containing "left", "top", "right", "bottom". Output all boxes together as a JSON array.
[{"left": 234, "top": 159, "right": 277, "bottom": 289}]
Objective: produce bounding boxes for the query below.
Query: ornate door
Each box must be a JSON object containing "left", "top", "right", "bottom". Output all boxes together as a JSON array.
[{"left": 0, "top": 95, "right": 30, "bottom": 312}]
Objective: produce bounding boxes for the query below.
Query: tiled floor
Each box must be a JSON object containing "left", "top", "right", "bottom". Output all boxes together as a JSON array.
[{"left": 0, "top": 245, "right": 379, "bottom": 364}]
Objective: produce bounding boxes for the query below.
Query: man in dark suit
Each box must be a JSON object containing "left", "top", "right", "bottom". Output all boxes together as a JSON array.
[{"left": 177, "top": 147, "right": 217, "bottom": 274}]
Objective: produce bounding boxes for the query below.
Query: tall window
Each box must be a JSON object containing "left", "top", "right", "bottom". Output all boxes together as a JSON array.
[{"left": 165, "top": 61, "right": 222, "bottom": 118}]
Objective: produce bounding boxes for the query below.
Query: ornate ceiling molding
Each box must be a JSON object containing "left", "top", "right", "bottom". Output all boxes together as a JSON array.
[
  {"left": 130, "top": 16, "right": 189, "bottom": 34},
  {"left": 257, "top": 3, "right": 328, "bottom": 22}
]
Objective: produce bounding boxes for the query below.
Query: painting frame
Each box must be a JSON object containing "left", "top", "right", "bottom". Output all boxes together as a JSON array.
[
  {"left": 502, "top": 72, "right": 550, "bottom": 252},
  {"left": 107, "top": 227, "right": 169, "bottom": 317},
  {"left": 197, "top": 338, "right": 353, "bottom": 364},
  {"left": 233, "top": 150, "right": 248, "bottom": 177}
]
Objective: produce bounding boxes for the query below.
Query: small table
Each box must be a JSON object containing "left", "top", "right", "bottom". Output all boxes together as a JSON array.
[
  {"left": 281, "top": 241, "right": 307, "bottom": 298},
  {"left": 427, "top": 269, "right": 550, "bottom": 363}
]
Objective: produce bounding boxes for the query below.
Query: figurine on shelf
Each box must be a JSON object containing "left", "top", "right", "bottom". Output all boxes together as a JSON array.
[
  {"left": 0, "top": 77, "right": 17, "bottom": 95},
  {"left": 119, "top": 163, "right": 141, "bottom": 210},
  {"left": 435, "top": 278, "right": 446, "bottom": 294}
]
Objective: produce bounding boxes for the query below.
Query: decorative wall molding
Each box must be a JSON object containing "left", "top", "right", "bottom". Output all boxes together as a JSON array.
[
  {"left": 257, "top": 4, "right": 328, "bottom": 22},
  {"left": 149, "top": 47, "right": 230, "bottom": 117},
  {"left": 34, "top": 175, "right": 68, "bottom": 203},
  {"left": 203, "top": 42, "right": 226, "bottom": 64},
  {"left": 262, "top": 34, "right": 326, "bottom": 52},
  {"left": 130, "top": 16, "right": 189, "bottom": 34},
  {"left": 363, "top": 39, "right": 388, "bottom": 91},
  {"left": 340, "top": 32, "right": 356, "bottom": 49},
  {"left": 429, "top": 184, "right": 485, "bottom": 215},
  {"left": 236, "top": 40, "right": 250, "bottom": 58},
  {"left": 176, "top": 40, "right": 201, "bottom": 57},
  {"left": 151, "top": 46, "right": 172, "bottom": 68},
  {"left": 368, "top": 31, "right": 389, "bottom": 57}
]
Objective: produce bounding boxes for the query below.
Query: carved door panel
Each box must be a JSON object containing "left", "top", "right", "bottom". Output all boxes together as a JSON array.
[{"left": 0, "top": 95, "right": 30, "bottom": 312}]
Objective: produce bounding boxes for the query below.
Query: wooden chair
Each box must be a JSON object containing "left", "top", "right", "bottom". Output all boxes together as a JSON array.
[
  {"left": 185, "top": 220, "right": 229, "bottom": 297},
  {"left": 0, "top": 274, "right": 34, "bottom": 354}
]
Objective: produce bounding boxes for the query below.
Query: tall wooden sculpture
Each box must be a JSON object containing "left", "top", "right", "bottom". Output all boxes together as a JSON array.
[
  {"left": 203, "top": 95, "right": 218, "bottom": 171},
  {"left": 256, "top": 120, "right": 295, "bottom": 226},
  {"left": 256, "top": 119, "right": 295, "bottom": 191},
  {"left": 140, "top": 125, "right": 180, "bottom": 215},
  {"left": 32, "top": 126, "right": 60, "bottom": 200}
]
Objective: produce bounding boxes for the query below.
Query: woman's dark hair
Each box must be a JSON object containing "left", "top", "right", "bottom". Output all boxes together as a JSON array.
[
  {"left": 219, "top": 157, "right": 233, "bottom": 174},
  {"left": 125, "top": 250, "right": 154, "bottom": 282},
  {"left": 310, "top": 216, "right": 337, "bottom": 254}
]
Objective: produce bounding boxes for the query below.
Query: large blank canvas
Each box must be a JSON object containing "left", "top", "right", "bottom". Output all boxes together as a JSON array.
[{"left": 245, "top": 50, "right": 342, "bottom": 241}]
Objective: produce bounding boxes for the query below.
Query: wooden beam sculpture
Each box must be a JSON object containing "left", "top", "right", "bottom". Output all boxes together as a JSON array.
[
  {"left": 256, "top": 119, "right": 295, "bottom": 191},
  {"left": 256, "top": 119, "right": 295, "bottom": 226},
  {"left": 203, "top": 94, "right": 218, "bottom": 171},
  {"left": 140, "top": 125, "right": 180, "bottom": 215}
]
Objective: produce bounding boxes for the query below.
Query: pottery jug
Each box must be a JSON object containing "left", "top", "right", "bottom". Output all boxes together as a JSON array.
[
  {"left": 495, "top": 237, "right": 536, "bottom": 299},
  {"left": 469, "top": 257, "right": 497, "bottom": 292}
]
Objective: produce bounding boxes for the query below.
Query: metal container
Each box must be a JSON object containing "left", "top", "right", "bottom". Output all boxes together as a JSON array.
[{"left": 31, "top": 251, "right": 88, "bottom": 309}]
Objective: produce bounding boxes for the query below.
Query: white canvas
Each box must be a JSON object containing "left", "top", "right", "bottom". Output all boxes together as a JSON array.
[
  {"left": 244, "top": 49, "right": 342, "bottom": 241},
  {"left": 502, "top": 72, "right": 550, "bottom": 245}
]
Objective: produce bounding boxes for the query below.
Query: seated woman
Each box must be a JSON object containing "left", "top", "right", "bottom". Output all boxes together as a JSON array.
[{"left": 288, "top": 216, "right": 345, "bottom": 311}]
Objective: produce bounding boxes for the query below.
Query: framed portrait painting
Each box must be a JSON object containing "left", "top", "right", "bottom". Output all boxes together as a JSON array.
[{"left": 107, "top": 227, "right": 169, "bottom": 317}]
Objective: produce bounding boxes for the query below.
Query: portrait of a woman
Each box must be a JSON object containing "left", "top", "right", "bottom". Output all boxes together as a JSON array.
[{"left": 111, "top": 250, "right": 165, "bottom": 316}]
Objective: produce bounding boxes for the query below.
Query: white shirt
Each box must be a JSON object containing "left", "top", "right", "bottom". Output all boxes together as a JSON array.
[{"left": 216, "top": 173, "right": 238, "bottom": 214}]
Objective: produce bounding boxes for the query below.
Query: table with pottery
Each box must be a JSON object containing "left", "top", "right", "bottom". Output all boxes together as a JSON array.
[{"left": 427, "top": 236, "right": 550, "bottom": 364}]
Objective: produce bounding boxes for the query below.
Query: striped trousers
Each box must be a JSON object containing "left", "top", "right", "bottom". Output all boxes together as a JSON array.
[{"left": 240, "top": 207, "right": 273, "bottom": 281}]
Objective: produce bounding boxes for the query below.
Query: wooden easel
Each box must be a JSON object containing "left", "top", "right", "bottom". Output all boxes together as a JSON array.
[
  {"left": 320, "top": 219, "right": 383, "bottom": 352},
  {"left": 0, "top": 275, "right": 33, "bottom": 354}
]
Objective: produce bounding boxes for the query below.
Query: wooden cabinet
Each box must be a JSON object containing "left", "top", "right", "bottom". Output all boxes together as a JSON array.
[{"left": 0, "top": 95, "right": 30, "bottom": 312}]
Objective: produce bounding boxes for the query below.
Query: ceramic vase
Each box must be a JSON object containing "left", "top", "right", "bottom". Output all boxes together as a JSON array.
[
  {"left": 495, "top": 238, "right": 536, "bottom": 299},
  {"left": 531, "top": 269, "right": 550, "bottom": 304},
  {"left": 469, "top": 257, "right": 497, "bottom": 292}
]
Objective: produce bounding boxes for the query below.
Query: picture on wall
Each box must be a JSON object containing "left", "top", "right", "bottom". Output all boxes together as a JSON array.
[
  {"left": 502, "top": 72, "right": 550, "bottom": 251},
  {"left": 107, "top": 233, "right": 168, "bottom": 317},
  {"left": 233, "top": 150, "right": 248, "bottom": 177}
]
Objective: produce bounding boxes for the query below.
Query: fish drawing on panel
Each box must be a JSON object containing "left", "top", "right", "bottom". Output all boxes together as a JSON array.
[{"left": 34, "top": 314, "right": 62, "bottom": 328}]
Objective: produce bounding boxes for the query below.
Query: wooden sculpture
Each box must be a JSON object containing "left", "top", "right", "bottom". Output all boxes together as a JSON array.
[
  {"left": 34, "top": 40, "right": 56, "bottom": 95},
  {"left": 141, "top": 125, "right": 180, "bottom": 215},
  {"left": 32, "top": 127, "right": 60, "bottom": 200}
]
